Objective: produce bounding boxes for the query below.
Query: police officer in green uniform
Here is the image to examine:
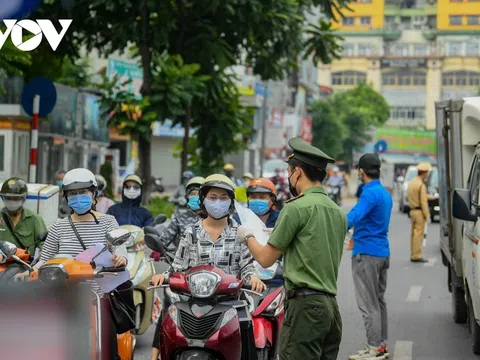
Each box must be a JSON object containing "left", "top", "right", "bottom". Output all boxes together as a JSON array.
[
  {"left": 0, "top": 178, "right": 47, "bottom": 257},
  {"left": 238, "top": 137, "right": 347, "bottom": 360}
]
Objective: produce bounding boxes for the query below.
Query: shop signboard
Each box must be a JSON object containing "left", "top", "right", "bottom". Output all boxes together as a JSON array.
[
  {"left": 107, "top": 58, "right": 143, "bottom": 98},
  {"left": 375, "top": 127, "right": 436, "bottom": 155}
]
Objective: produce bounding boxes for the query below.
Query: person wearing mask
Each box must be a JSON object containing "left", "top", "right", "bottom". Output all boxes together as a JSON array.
[
  {"left": 346, "top": 154, "right": 392, "bottom": 360},
  {"left": 107, "top": 174, "right": 154, "bottom": 227},
  {"left": 0, "top": 177, "right": 47, "bottom": 257},
  {"left": 327, "top": 167, "right": 345, "bottom": 203},
  {"left": 237, "top": 137, "right": 346, "bottom": 360},
  {"left": 27, "top": 168, "right": 128, "bottom": 360},
  {"left": 246, "top": 178, "right": 279, "bottom": 228},
  {"left": 100, "top": 155, "right": 115, "bottom": 199},
  {"left": 55, "top": 170, "right": 70, "bottom": 218},
  {"left": 407, "top": 162, "right": 432, "bottom": 263},
  {"left": 169, "top": 170, "right": 195, "bottom": 205},
  {"left": 150, "top": 174, "right": 265, "bottom": 359},
  {"left": 95, "top": 175, "right": 115, "bottom": 213},
  {"left": 223, "top": 163, "right": 242, "bottom": 187}
]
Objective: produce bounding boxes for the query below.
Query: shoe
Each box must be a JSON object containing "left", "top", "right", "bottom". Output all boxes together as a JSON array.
[
  {"left": 411, "top": 258, "right": 428, "bottom": 263},
  {"left": 379, "top": 345, "right": 389, "bottom": 358},
  {"left": 348, "top": 346, "right": 387, "bottom": 360}
]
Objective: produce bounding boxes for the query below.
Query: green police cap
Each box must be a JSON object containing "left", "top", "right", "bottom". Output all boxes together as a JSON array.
[{"left": 286, "top": 137, "right": 335, "bottom": 169}]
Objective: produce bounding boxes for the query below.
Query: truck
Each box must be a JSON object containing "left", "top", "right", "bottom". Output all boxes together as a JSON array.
[{"left": 435, "top": 97, "right": 480, "bottom": 354}]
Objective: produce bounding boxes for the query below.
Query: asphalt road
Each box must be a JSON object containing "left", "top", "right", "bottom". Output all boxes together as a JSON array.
[{"left": 134, "top": 201, "right": 479, "bottom": 360}]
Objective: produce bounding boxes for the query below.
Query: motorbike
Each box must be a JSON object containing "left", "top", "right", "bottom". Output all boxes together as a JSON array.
[
  {"left": 144, "top": 233, "right": 265, "bottom": 360},
  {"left": 26, "top": 228, "right": 135, "bottom": 360},
  {"left": 151, "top": 176, "right": 165, "bottom": 193},
  {"left": 326, "top": 185, "right": 342, "bottom": 205},
  {"left": 144, "top": 225, "right": 176, "bottom": 264},
  {"left": 120, "top": 224, "right": 159, "bottom": 336}
]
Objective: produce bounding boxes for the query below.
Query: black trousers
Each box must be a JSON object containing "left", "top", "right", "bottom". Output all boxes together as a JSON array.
[{"left": 100, "top": 297, "right": 121, "bottom": 360}]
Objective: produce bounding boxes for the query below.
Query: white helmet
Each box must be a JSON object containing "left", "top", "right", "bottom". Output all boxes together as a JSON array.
[
  {"left": 95, "top": 174, "right": 107, "bottom": 191},
  {"left": 63, "top": 168, "right": 98, "bottom": 192}
]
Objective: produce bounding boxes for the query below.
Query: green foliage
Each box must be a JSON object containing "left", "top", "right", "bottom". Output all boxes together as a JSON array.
[
  {"left": 303, "top": 20, "right": 343, "bottom": 65},
  {"left": 56, "top": 57, "right": 92, "bottom": 88},
  {"left": 0, "top": 27, "right": 32, "bottom": 86},
  {"left": 310, "top": 83, "right": 390, "bottom": 162},
  {"left": 147, "top": 197, "right": 176, "bottom": 218}
]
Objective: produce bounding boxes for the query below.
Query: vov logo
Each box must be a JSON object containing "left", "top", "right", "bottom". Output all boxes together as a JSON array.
[{"left": 0, "top": 19, "right": 72, "bottom": 51}]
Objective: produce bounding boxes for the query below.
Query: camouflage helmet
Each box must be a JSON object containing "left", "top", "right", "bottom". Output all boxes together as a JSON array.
[{"left": 0, "top": 177, "right": 28, "bottom": 198}]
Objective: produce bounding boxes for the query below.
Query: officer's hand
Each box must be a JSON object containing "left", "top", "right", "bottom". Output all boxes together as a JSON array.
[
  {"left": 237, "top": 226, "right": 255, "bottom": 245},
  {"left": 13, "top": 270, "right": 30, "bottom": 283},
  {"left": 112, "top": 255, "right": 127, "bottom": 268},
  {"left": 250, "top": 276, "right": 267, "bottom": 293},
  {"left": 150, "top": 274, "right": 165, "bottom": 286}
]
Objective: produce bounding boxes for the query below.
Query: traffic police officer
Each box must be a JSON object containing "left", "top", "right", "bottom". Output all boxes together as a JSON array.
[
  {"left": 0, "top": 177, "right": 47, "bottom": 258},
  {"left": 407, "top": 162, "right": 432, "bottom": 262},
  {"left": 238, "top": 137, "right": 347, "bottom": 360}
]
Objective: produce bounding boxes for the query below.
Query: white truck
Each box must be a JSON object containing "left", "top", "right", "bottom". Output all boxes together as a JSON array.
[{"left": 436, "top": 97, "right": 480, "bottom": 354}]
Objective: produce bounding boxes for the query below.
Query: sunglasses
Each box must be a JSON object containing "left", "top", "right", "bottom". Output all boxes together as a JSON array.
[{"left": 124, "top": 184, "right": 141, "bottom": 191}]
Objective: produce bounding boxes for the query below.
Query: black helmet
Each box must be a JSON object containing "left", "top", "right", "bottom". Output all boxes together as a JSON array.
[{"left": 0, "top": 177, "right": 28, "bottom": 198}]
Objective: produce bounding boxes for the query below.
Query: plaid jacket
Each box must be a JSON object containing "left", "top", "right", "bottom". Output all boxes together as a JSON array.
[{"left": 172, "top": 219, "right": 255, "bottom": 284}]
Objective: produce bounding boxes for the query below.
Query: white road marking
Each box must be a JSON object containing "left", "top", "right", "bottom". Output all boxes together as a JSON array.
[
  {"left": 406, "top": 286, "right": 422, "bottom": 302},
  {"left": 424, "top": 257, "right": 437, "bottom": 267},
  {"left": 393, "top": 340, "right": 413, "bottom": 360}
]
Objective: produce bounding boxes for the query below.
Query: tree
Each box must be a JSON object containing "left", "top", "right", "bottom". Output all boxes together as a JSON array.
[
  {"left": 310, "top": 99, "right": 347, "bottom": 159},
  {"left": 0, "top": 27, "right": 31, "bottom": 91},
  {"left": 56, "top": 57, "right": 92, "bottom": 88}
]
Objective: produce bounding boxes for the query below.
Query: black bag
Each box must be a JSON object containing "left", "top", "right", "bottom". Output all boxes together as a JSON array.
[
  {"left": 108, "top": 280, "right": 136, "bottom": 334},
  {"left": 68, "top": 216, "right": 136, "bottom": 334}
]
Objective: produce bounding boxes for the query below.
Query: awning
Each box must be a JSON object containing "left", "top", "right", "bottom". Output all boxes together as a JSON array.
[{"left": 379, "top": 153, "right": 437, "bottom": 165}]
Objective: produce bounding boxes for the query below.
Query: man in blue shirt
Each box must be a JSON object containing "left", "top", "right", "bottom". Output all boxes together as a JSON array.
[{"left": 347, "top": 153, "right": 392, "bottom": 360}]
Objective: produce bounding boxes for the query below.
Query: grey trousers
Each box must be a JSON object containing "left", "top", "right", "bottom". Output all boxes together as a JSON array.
[{"left": 352, "top": 254, "right": 389, "bottom": 347}]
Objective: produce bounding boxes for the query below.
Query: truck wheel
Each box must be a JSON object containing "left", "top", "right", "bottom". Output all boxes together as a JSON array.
[
  {"left": 452, "top": 284, "right": 468, "bottom": 323},
  {"left": 468, "top": 292, "right": 480, "bottom": 354}
]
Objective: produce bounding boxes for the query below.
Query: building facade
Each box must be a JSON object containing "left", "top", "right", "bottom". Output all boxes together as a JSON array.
[{"left": 319, "top": 0, "right": 480, "bottom": 130}]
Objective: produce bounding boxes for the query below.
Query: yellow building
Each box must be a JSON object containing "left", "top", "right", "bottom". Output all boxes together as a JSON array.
[{"left": 319, "top": 0, "right": 480, "bottom": 130}]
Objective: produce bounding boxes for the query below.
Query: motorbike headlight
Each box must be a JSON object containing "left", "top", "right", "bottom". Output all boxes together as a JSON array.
[
  {"left": 264, "top": 291, "right": 285, "bottom": 314},
  {"left": 220, "top": 308, "right": 237, "bottom": 327},
  {"left": 168, "top": 304, "right": 179, "bottom": 326},
  {"left": 39, "top": 264, "right": 68, "bottom": 284},
  {"left": 155, "top": 179, "right": 161, "bottom": 185},
  {"left": 187, "top": 271, "right": 221, "bottom": 298},
  {"left": 124, "top": 231, "right": 139, "bottom": 248}
]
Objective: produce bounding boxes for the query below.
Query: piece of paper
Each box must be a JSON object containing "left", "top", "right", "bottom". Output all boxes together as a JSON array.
[{"left": 75, "top": 245, "right": 130, "bottom": 293}]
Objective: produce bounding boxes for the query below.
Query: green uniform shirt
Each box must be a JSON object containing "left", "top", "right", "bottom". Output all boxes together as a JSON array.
[
  {"left": 268, "top": 186, "right": 347, "bottom": 295},
  {"left": 0, "top": 208, "right": 47, "bottom": 254}
]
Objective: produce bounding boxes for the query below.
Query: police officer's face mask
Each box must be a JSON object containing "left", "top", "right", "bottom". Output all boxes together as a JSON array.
[{"left": 288, "top": 168, "right": 300, "bottom": 197}]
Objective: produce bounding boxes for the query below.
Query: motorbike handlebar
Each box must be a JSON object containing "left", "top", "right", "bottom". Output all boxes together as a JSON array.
[
  {"left": 101, "top": 266, "right": 126, "bottom": 273},
  {"left": 147, "top": 284, "right": 169, "bottom": 291}
]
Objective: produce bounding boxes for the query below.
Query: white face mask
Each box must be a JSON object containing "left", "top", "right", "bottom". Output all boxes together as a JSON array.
[
  {"left": 124, "top": 188, "right": 141, "bottom": 200},
  {"left": 3, "top": 199, "right": 24, "bottom": 214}
]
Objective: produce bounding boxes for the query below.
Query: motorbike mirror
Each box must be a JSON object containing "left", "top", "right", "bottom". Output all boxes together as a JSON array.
[
  {"left": 106, "top": 229, "right": 131, "bottom": 246},
  {"left": 144, "top": 233, "right": 165, "bottom": 254},
  {"left": 144, "top": 226, "right": 161, "bottom": 236},
  {"left": 154, "top": 214, "right": 167, "bottom": 225},
  {"left": 0, "top": 241, "right": 17, "bottom": 256}
]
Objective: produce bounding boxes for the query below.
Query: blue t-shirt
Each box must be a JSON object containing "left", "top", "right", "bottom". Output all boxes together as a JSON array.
[{"left": 347, "top": 180, "right": 392, "bottom": 257}]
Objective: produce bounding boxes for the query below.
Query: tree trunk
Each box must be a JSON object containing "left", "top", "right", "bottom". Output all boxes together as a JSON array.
[
  {"left": 181, "top": 103, "right": 191, "bottom": 175},
  {"left": 138, "top": 0, "right": 153, "bottom": 205}
]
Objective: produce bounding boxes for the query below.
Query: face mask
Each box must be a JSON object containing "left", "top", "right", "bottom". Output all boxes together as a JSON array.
[
  {"left": 288, "top": 169, "right": 299, "bottom": 197},
  {"left": 203, "top": 199, "right": 231, "bottom": 220},
  {"left": 3, "top": 199, "right": 24, "bottom": 214},
  {"left": 187, "top": 195, "right": 201, "bottom": 211},
  {"left": 68, "top": 194, "right": 93, "bottom": 215},
  {"left": 57, "top": 181, "right": 63, "bottom": 188},
  {"left": 249, "top": 200, "right": 270, "bottom": 216},
  {"left": 97, "top": 190, "right": 103, "bottom": 197},
  {"left": 124, "top": 188, "right": 141, "bottom": 200}
]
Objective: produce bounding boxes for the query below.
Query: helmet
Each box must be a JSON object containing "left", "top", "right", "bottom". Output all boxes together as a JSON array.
[
  {"left": 417, "top": 162, "right": 432, "bottom": 172},
  {"left": 124, "top": 174, "right": 143, "bottom": 186},
  {"left": 223, "top": 164, "right": 235, "bottom": 171},
  {"left": 183, "top": 171, "right": 195, "bottom": 181},
  {"left": 247, "top": 178, "right": 277, "bottom": 197},
  {"left": 0, "top": 177, "right": 28, "bottom": 199},
  {"left": 199, "top": 174, "right": 235, "bottom": 199},
  {"left": 185, "top": 176, "right": 205, "bottom": 194},
  {"left": 243, "top": 172, "right": 254, "bottom": 180},
  {"left": 95, "top": 175, "right": 107, "bottom": 191},
  {"left": 63, "top": 168, "right": 97, "bottom": 192}
]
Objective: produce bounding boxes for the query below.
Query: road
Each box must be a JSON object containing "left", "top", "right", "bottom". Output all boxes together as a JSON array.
[{"left": 134, "top": 201, "right": 478, "bottom": 359}]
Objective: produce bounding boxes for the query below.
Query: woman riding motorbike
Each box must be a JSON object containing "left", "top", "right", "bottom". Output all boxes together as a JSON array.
[
  {"left": 246, "top": 178, "right": 279, "bottom": 228},
  {"left": 30, "top": 168, "right": 128, "bottom": 359},
  {"left": 149, "top": 174, "right": 266, "bottom": 359}
]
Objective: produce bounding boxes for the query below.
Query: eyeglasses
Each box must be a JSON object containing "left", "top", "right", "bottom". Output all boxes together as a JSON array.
[
  {"left": 67, "top": 189, "right": 90, "bottom": 196},
  {"left": 205, "top": 195, "right": 230, "bottom": 201},
  {"left": 124, "top": 184, "right": 141, "bottom": 191}
]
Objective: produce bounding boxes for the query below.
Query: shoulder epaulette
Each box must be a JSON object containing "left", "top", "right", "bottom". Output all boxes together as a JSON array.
[{"left": 285, "top": 193, "right": 304, "bottom": 203}]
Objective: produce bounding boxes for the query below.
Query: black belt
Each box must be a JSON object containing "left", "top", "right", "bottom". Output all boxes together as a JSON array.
[
  {"left": 410, "top": 207, "right": 421, "bottom": 210},
  {"left": 286, "top": 287, "right": 335, "bottom": 300}
]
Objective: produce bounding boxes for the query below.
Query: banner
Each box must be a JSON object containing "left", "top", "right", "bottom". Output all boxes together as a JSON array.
[{"left": 375, "top": 127, "right": 436, "bottom": 155}]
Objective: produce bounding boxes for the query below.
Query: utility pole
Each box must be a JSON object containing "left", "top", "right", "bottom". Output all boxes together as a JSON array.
[{"left": 259, "top": 81, "right": 269, "bottom": 177}]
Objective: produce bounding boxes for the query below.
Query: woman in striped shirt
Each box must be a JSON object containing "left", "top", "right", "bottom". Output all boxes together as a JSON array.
[{"left": 35, "top": 168, "right": 127, "bottom": 360}]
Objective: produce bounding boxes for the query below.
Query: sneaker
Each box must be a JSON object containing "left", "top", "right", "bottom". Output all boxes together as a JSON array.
[
  {"left": 348, "top": 346, "right": 386, "bottom": 360},
  {"left": 379, "top": 345, "right": 389, "bottom": 358}
]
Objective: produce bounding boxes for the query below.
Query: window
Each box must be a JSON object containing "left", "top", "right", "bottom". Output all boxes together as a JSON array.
[
  {"left": 382, "top": 70, "right": 426, "bottom": 86},
  {"left": 467, "top": 15, "right": 480, "bottom": 25},
  {"left": 446, "top": 42, "right": 463, "bottom": 56},
  {"left": 342, "top": 43, "right": 355, "bottom": 56},
  {"left": 359, "top": 0, "right": 372, "bottom": 3},
  {"left": 442, "top": 71, "right": 480, "bottom": 86},
  {"left": 466, "top": 42, "right": 480, "bottom": 56},
  {"left": 331, "top": 71, "right": 367, "bottom": 86},
  {"left": 360, "top": 16, "right": 372, "bottom": 25},
  {"left": 358, "top": 43, "right": 373, "bottom": 56},
  {"left": 449, "top": 15, "right": 462, "bottom": 25},
  {"left": 385, "top": 16, "right": 396, "bottom": 25},
  {"left": 389, "top": 107, "right": 425, "bottom": 123},
  {"left": 343, "top": 17, "right": 354, "bottom": 26},
  {"left": 413, "top": 44, "right": 427, "bottom": 56},
  {"left": 394, "top": 43, "right": 410, "bottom": 56},
  {"left": 468, "top": 157, "right": 480, "bottom": 205}
]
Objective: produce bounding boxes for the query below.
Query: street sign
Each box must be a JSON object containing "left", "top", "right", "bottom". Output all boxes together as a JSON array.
[
  {"left": 0, "top": 0, "right": 42, "bottom": 20},
  {"left": 374, "top": 140, "right": 388, "bottom": 153},
  {"left": 21, "top": 77, "right": 57, "bottom": 117}
]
